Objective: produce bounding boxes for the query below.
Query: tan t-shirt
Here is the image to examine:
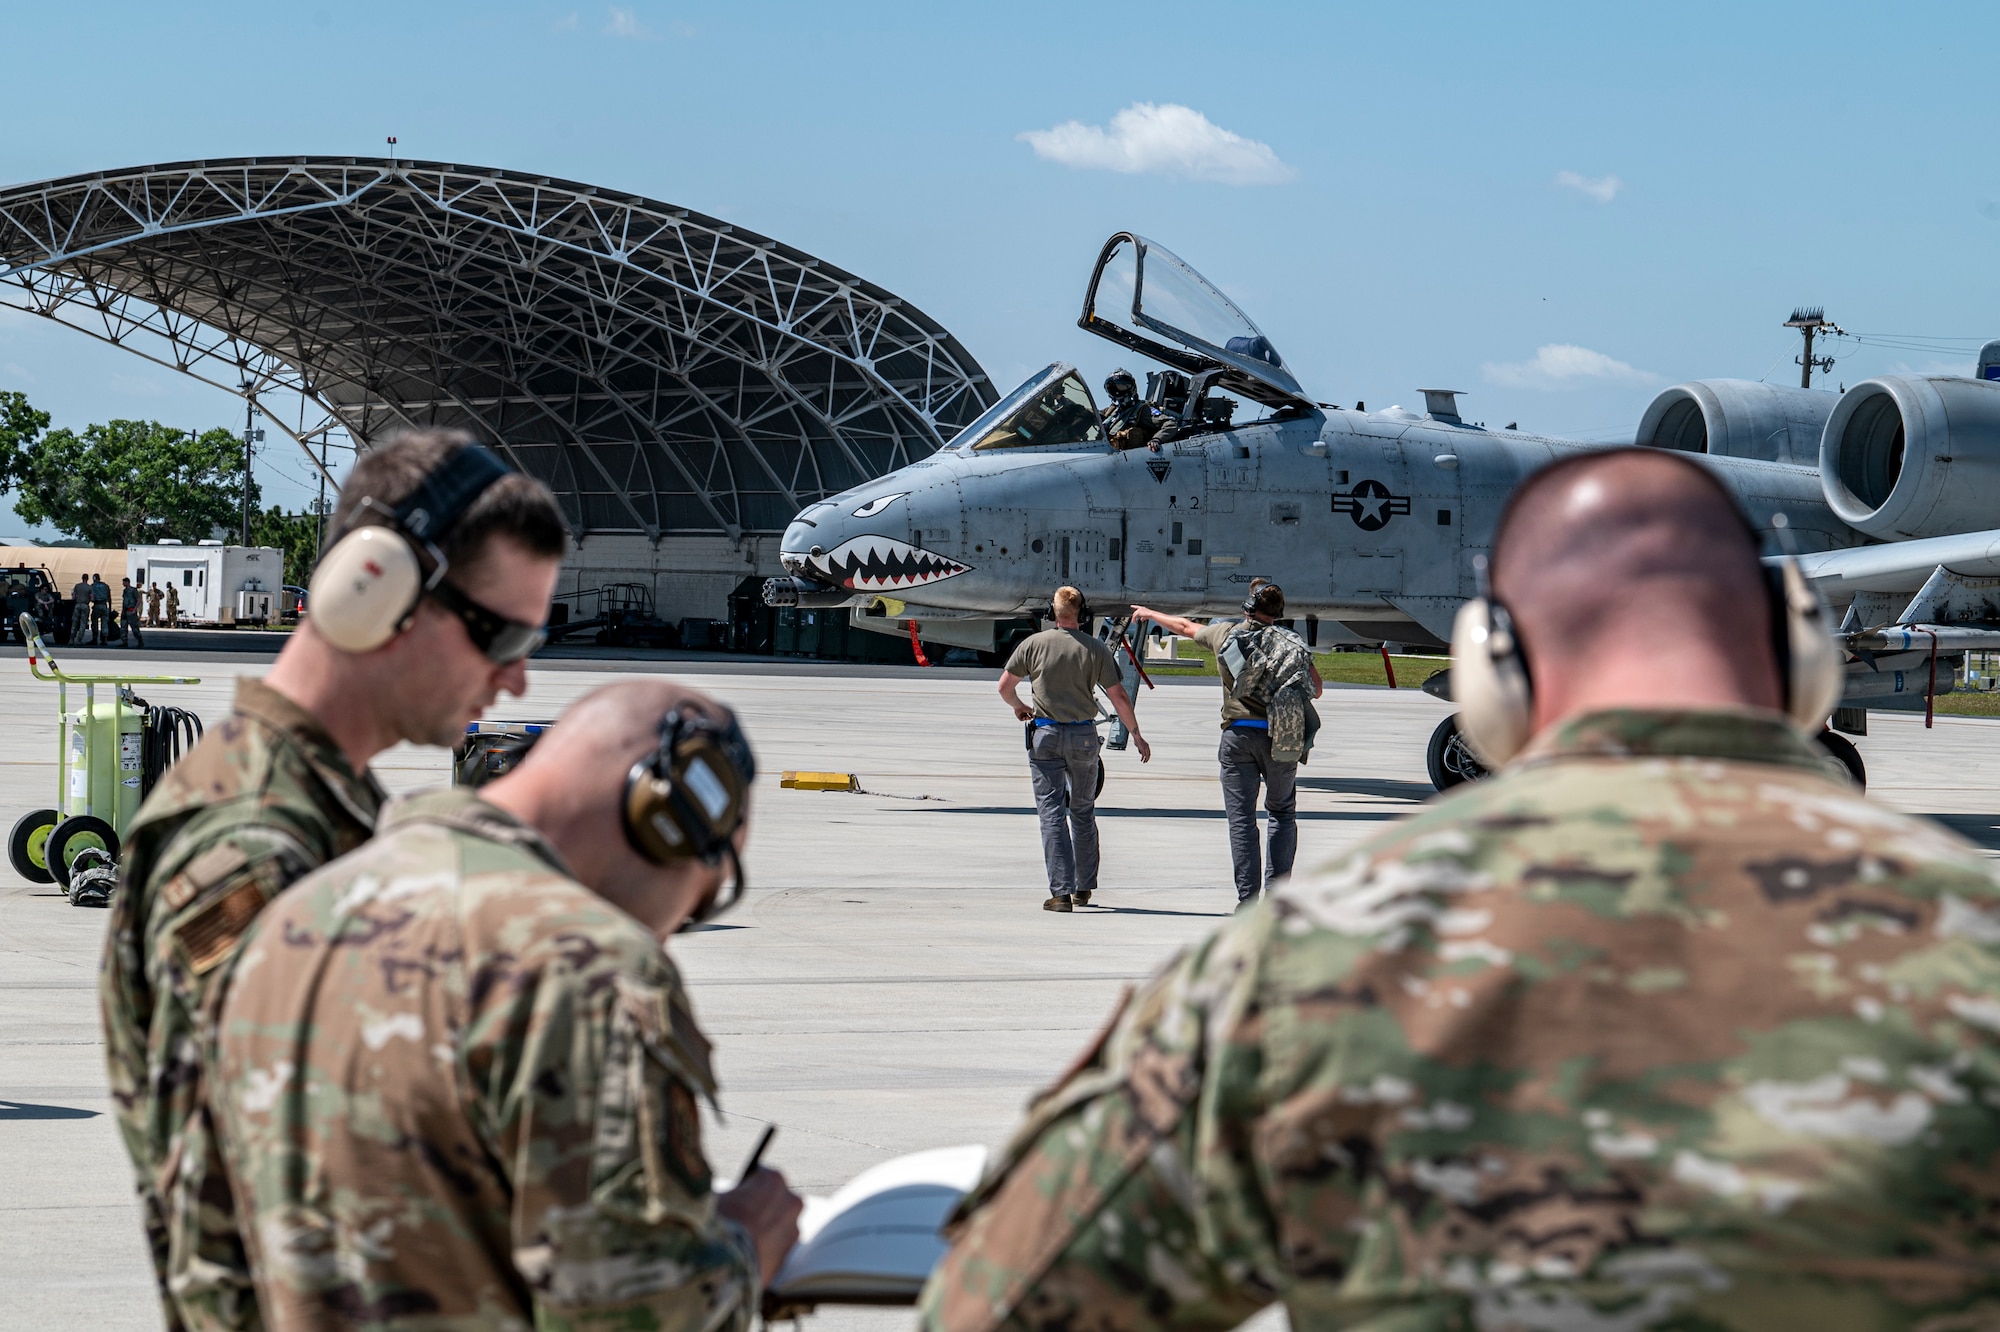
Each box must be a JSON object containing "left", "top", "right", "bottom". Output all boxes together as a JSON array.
[
  {"left": 1005, "top": 628, "right": 1120, "bottom": 723},
  {"left": 1195, "top": 619, "right": 1263, "bottom": 727}
]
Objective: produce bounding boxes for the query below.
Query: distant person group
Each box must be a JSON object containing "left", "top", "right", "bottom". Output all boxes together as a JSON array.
[
  {"left": 28, "top": 571, "right": 177, "bottom": 647},
  {"left": 96, "top": 439, "right": 2000, "bottom": 1329}
]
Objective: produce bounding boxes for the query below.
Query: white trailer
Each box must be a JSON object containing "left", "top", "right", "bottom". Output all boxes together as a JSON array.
[{"left": 126, "top": 542, "right": 284, "bottom": 624}]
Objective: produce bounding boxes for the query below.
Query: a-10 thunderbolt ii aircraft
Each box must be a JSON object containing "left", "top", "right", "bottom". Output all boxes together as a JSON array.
[{"left": 766, "top": 231, "right": 2000, "bottom": 790}]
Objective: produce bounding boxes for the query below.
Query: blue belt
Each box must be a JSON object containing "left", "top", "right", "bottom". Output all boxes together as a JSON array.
[
  {"left": 1229, "top": 719, "right": 1269, "bottom": 729},
  {"left": 1034, "top": 718, "right": 1095, "bottom": 727}
]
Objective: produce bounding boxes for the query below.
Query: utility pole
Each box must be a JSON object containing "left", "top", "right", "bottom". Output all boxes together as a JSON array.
[
  {"left": 315, "top": 432, "right": 331, "bottom": 558},
  {"left": 1785, "top": 308, "right": 1844, "bottom": 388},
  {"left": 240, "top": 384, "right": 255, "bottom": 546},
  {"left": 238, "top": 383, "right": 264, "bottom": 546}
]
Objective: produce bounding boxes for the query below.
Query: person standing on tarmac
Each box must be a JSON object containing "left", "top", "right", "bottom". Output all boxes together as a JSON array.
[
  {"left": 212, "top": 680, "right": 802, "bottom": 1330},
  {"left": 119, "top": 577, "right": 145, "bottom": 648},
  {"left": 998, "top": 586, "right": 1150, "bottom": 912},
  {"left": 164, "top": 579, "right": 180, "bottom": 627},
  {"left": 147, "top": 581, "right": 164, "bottom": 627},
  {"left": 88, "top": 571, "right": 113, "bottom": 643},
  {"left": 1133, "top": 582, "right": 1322, "bottom": 907},
  {"left": 69, "top": 575, "right": 90, "bottom": 643},
  {"left": 922, "top": 448, "right": 2000, "bottom": 1330},
  {"left": 100, "top": 429, "right": 568, "bottom": 1332}
]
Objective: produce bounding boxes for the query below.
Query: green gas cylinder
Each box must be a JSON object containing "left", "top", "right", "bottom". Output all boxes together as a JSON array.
[{"left": 65, "top": 699, "right": 147, "bottom": 832}]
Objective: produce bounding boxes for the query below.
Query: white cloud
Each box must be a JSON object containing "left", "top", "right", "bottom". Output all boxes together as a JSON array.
[
  {"left": 1482, "top": 343, "right": 1657, "bottom": 390},
  {"left": 553, "top": 11, "right": 580, "bottom": 30},
  {"left": 604, "top": 6, "right": 650, "bottom": 38},
  {"left": 1018, "top": 103, "right": 1296, "bottom": 186},
  {"left": 1554, "top": 170, "right": 1622, "bottom": 203}
]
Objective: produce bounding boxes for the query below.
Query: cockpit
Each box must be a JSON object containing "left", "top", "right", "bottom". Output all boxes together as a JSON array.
[
  {"left": 1079, "top": 232, "right": 1312, "bottom": 415},
  {"left": 944, "top": 233, "right": 1318, "bottom": 457}
]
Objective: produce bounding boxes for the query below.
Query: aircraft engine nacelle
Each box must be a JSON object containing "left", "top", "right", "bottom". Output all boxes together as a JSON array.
[
  {"left": 1634, "top": 379, "right": 1835, "bottom": 465},
  {"left": 1820, "top": 375, "right": 2000, "bottom": 540}
]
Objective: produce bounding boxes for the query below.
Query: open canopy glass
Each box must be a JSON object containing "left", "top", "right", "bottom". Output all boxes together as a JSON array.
[{"left": 1079, "top": 233, "right": 1311, "bottom": 410}]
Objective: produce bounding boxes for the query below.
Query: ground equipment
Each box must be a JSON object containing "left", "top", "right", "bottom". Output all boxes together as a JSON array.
[
  {"left": 453, "top": 719, "right": 549, "bottom": 788},
  {"left": 7, "top": 613, "right": 202, "bottom": 903}
]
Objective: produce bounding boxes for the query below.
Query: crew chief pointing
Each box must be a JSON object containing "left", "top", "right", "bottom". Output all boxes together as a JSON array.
[{"left": 998, "top": 586, "right": 1149, "bottom": 912}]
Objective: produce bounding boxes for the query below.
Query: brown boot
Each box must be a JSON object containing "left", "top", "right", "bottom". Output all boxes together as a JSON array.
[{"left": 1042, "top": 894, "right": 1073, "bottom": 913}]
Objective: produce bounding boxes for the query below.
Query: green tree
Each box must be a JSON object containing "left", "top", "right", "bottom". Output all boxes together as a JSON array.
[
  {"left": 0, "top": 390, "right": 52, "bottom": 478},
  {"left": 250, "top": 502, "right": 330, "bottom": 586},
  {"left": 7, "top": 419, "right": 256, "bottom": 548}
]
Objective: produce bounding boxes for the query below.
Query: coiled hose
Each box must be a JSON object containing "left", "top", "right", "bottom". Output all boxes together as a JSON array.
[{"left": 140, "top": 703, "right": 205, "bottom": 797}]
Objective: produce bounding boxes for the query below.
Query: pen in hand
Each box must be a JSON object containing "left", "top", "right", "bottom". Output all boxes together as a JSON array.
[{"left": 740, "top": 1124, "right": 776, "bottom": 1181}]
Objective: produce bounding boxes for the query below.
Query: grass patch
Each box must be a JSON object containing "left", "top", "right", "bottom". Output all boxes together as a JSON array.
[
  {"left": 1932, "top": 691, "right": 2000, "bottom": 718},
  {"left": 1145, "top": 642, "right": 1445, "bottom": 690}
]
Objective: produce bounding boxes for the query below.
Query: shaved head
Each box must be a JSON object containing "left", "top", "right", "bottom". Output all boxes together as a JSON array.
[
  {"left": 1492, "top": 449, "right": 1781, "bottom": 718},
  {"left": 517, "top": 678, "right": 735, "bottom": 800}
]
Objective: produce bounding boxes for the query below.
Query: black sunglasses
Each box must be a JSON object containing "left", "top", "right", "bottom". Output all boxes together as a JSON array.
[{"left": 426, "top": 579, "right": 547, "bottom": 664}]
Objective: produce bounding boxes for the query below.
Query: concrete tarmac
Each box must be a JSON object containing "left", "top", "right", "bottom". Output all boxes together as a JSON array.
[{"left": 3, "top": 649, "right": 1997, "bottom": 1329}]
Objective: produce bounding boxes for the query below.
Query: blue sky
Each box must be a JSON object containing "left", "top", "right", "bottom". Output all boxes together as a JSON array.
[{"left": 4, "top": 1, "right": 1997, "bottom": 536}]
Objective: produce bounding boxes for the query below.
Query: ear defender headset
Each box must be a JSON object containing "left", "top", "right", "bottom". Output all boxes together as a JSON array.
[
  {"left": 1449, "top": 478, "right": 1845, "bottom": 768},
  {"left": 623, "top": 707, "right": 757, "bottom": 929},
  {"left": 1243, "top": 582, "right": 1285, "bottom": 618},
  {"left": 306, "top": 442, "right": 515, "bottom": 654},
  {"left": 1049, "top": 591, "right": 1092, "bottom": 623}
]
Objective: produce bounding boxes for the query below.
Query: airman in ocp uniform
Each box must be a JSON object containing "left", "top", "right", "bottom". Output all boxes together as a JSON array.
[
  {"left": 212, "top": 681, "right": 801, "bottom": 1330},
  {"left": 100, "top": 431, "right": 567, "bottom": 1331},
  {"left": 923, "top": 449, "right": 2000, "bottom": 1330}
]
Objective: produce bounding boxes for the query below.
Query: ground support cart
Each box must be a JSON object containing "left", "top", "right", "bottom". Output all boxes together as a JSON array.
[{"left": 7, "top": 613, "right": 202, "bottom": 904}]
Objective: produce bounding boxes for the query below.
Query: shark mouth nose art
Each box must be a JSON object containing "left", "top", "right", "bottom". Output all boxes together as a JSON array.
[{"left": 808, "top": 535, "right": 970, "bottom": 591}]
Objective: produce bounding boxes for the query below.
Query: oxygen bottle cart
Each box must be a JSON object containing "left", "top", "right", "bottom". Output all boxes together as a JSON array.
[{"left": 6, "top": 612, "right": 203, "bottom": 904}]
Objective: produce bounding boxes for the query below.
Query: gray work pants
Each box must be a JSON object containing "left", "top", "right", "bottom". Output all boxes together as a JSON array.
[
  {"left": 1029, "top": 723, "right": 1102, "bottom": 898},
  {"left": 1219, "top": 725, "right": 1297, "bottom": 902}
]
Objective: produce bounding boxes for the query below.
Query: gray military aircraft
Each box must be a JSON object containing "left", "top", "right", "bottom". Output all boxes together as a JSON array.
[{"left": 767, "top": 231, "right": 2000, "bottom": 789}]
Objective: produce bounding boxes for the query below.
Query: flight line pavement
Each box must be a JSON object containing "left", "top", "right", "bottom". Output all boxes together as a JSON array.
[{"left": 1, "top": 652, "right": 1996, "bottom": 1330}]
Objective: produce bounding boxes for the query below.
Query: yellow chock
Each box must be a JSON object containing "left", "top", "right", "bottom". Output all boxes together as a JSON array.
[{"left": 781, "top": 771, "right": 860, "bottom": 792}]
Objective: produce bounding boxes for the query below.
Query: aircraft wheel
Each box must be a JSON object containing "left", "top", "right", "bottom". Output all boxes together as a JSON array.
[
  {"left": 47, "top": 815, "right": 119, "bottom": 891},
  {"left": 8, "top": 808, "right": 60, "bottom": 885},
  {"left": 1426, "top": 714, "right": 1491, "bottom": 792},
  {"left": 1094, "top": 759, "right": 1106, "bottom": 798},
  {"left": 1815, "top": 731, "right": 1867, "bottom": 791}
]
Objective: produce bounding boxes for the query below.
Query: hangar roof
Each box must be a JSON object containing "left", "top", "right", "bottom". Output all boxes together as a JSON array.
[{"left": 0, "top": 157, "right": 996, "bottom": 538}]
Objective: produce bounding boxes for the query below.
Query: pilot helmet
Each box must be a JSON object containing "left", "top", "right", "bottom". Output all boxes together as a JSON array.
[{"left": 1104, "top": 368, "right": 1138, "bottom": 399}]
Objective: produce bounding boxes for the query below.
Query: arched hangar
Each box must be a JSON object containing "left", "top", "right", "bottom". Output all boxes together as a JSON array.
[{"left": 0, "top": 156, "right": 996, "bottom": 626}]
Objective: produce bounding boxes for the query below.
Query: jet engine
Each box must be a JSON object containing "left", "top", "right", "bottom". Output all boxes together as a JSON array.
[
  {"left": 1820, "top": 375, "right": 2000, "bottom": 540},
  {"left": 1634, "top": 379, "right": 1835, "bottom": 465}
]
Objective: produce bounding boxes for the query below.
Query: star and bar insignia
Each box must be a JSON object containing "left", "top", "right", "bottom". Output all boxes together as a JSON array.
[{"left": 1331, "top": 479, "right": 1412, "bottom": 531}]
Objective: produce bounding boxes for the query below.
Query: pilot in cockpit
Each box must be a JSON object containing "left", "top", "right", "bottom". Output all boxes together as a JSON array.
[{"left": 1100, "top": 368, "right": 1163, "bottom": 451}]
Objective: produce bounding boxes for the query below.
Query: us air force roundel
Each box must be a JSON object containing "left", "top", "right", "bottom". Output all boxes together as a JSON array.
[{"left": 1332, "top": 479, "right": 1412, "bottom": 531}]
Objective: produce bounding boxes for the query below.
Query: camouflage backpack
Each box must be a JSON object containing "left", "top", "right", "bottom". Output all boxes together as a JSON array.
[{"left": 1220, "top": 622, "right": 1318, "bottom": 762}]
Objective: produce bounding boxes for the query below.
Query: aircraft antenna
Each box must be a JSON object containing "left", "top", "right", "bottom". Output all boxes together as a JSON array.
[{"left": 1784, "top": 308, "right": 1845, "bottom": 388}]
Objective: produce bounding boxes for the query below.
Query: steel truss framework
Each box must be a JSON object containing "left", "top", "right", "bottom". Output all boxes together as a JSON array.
[{"left": 0, "top": 157, "right": 996, "bottom": 538}]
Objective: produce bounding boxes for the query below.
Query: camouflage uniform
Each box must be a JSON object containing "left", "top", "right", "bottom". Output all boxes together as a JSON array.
[
  {"left": 212, "top": 788, "right": 760, "bottom": 1331},
  {"left": 101, "top": 678, "right": 384, "bottom": 1331},
  {"left": 923, "top": 709, "right": 2000, "bottom": 1331}
]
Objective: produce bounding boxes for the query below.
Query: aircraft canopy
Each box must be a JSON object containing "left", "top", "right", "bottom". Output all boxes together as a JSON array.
[{"left": 1080, "top": 233, "right": 1311, "bottom": 410}]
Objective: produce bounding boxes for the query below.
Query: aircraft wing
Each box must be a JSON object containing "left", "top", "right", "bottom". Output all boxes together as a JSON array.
[{"left": 1788, "top": 528, "right": 2000, "bottom": 595}]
